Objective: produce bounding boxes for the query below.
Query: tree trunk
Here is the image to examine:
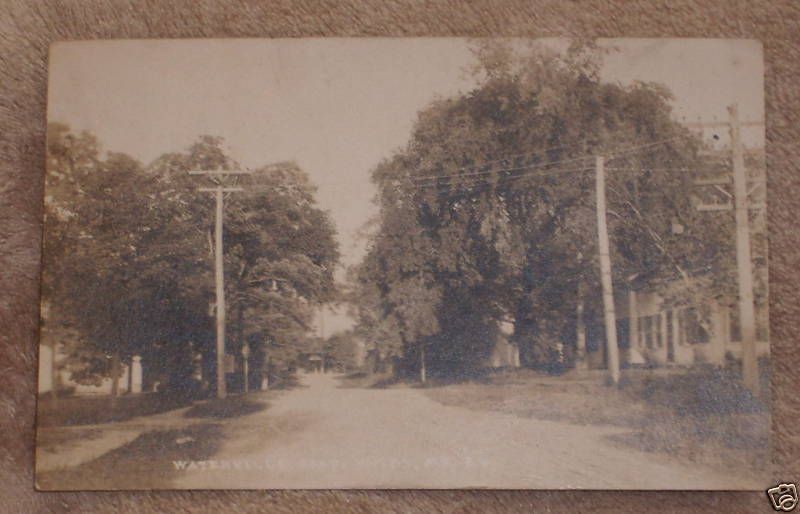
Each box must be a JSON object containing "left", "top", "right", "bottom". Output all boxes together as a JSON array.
[
  {"left": 110, "top": 350, "right": 121, "bottom": 409},
  {"left": 420, "top": 345, "right": 427, "bottom": 384},
  {"left": 575, "top": 282, "right": 588, "bottom": 371},
  {"left": 237, "top": 304, "right": 245, "bottom": 392}
]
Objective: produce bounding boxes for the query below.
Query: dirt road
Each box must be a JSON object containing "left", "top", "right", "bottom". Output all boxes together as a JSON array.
[{"left": 173, "top": 372, "right": 759, "bottom": 489}]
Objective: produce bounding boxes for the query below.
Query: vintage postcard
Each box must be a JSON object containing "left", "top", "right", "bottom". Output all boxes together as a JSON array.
[{"left": 36, "top": 38, "right": 769, "bottom": 490}]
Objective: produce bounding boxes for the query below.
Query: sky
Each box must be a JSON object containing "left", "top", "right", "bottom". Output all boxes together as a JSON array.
[{"left": 48, "top": 38, "right": 764, "bottom": 334}]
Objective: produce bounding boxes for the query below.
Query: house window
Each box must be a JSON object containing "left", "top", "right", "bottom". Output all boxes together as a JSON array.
[
  {"left": 616, "top": 319, "right": 629, "bottom": 348},
  {"left": 654, "top": 313, "right": 663, "bottom": 348},
  {"left": 682, "top": 307, "right": 709, "bottom": 344},
  {"left": 639, "top": 317, "right": 646, "bottom": 348},
  {"left": 730, "top": 308, "right": 741, "bottom": 342},
  {"left": 643, "top": 316, "right": 653, "bottom": 349},
  {"left": 756, "top": 306, "right": 770, "bottom": 342},
  {"left": 665, "top": 310, "right": 674, "bottom": 348},
  {"left": 673, "top": 308, "right": 687, "bottom": 346}
]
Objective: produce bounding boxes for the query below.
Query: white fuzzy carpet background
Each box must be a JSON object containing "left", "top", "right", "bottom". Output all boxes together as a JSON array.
[{"left": 1, "top": 1, "right": 799, "bottom": 512}]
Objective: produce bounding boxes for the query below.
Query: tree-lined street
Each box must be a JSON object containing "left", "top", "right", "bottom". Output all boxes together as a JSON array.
[{"left": 37, "top": 39, "right": 769, "bottom": 491}]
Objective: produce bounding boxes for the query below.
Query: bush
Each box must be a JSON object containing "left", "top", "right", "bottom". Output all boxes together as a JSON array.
[{"left": 634, "top": 365, "right": 767, "bottom": 417}]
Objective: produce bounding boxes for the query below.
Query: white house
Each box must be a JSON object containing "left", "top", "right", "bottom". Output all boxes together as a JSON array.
[
  {"left": 585, "top": 279, "right": 769, "bottom": 369},
  {"left": 38, "top": 341, "right": 144, "bottom": 396}
]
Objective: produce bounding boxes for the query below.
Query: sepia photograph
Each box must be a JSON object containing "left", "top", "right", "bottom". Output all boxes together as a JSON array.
[{"left": 35, "top": 37, "right": 769, "bottom": 490}]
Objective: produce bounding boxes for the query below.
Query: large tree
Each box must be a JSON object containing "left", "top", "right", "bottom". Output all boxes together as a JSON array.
[
  {"left": 42, "top": 126, "right": 339, "bottom": 395},
  {"left": 223, "top": 161, "right": 339, "bottom": 386},
  {"left": 44, "top": 125, "right": 171, "bottom": 393},
  {"left": 352, "top": 41, "right": 734, "bottom": 378}
]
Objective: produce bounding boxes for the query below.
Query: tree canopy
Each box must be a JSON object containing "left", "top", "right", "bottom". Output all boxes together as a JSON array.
[
  {"left": 351, "top": 42, "right": 735, "bottom": 377},
  {"left": 42, "top": 125, "right": 339, "bottom": 393}
]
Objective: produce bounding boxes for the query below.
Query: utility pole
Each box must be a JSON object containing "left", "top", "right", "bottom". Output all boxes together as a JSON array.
[
  {"left": 690, "top": 105, "right": 762, "bottom": 395},
  {"left": 191, "top": 169, "right": 250, "bottom": 399},
  {"left": 595, "top": 156, "right": 621, "bottom": 385},
  {"left": 729, "top": 104, "right": 759, "bottom": 395},
  {"left": 628, "top": 289, "right": 639, "bottom": 352}
]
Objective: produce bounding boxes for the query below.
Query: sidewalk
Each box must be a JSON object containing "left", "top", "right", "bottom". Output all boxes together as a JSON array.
[{"left": 36, "top": 403, "right": 200, "bottom": 472}]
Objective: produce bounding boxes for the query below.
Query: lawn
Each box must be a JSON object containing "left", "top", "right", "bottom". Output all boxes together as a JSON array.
[
  {"left": 37, "top": 391, "right": 193, "bottom": 427},
  {"left": 183, "top": 393, "right": 268, "bottom": 419},
  {"left": 424, "top": 366, "right": 770, "bottom": 476}
]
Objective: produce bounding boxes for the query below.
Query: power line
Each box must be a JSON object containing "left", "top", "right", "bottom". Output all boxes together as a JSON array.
[
  {"left": 604, "top": 177, "right": 690, "bottom": 283},
  {"left": 413, "top": 132, "right": 687, "bottom": 182},
  {"left": 408, "top": 135, "right": 685, "bottom": 186},
  {"left": 406, "top": 164, "right": 594, "bottom": 196},
  {"left": 604, "top": 135, "right": 687, "bottom": 161},
  {"left": 409, "top": 153, "right": 593, "bottom": 184},
  {"left": 412, "top": 140, "right": 592, "bottom": 178},
  {"left": 388, "top": 137, "right": 687, "bottom": 202},
  {"left": 221, "top": 137, "right": 687, "bottom": 206},
  {"left": 403, "top": 165, "right": 594, "bottom": 198},
  {"left": 605, "top": 167, "right": 695, "bottom": 173},
  {"left": 226, "top": 137, "right": 685, "bottom": 196}
]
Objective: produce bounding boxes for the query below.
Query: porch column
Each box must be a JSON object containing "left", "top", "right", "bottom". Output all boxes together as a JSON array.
[
  {"left": 629, "top": 289, "right": 639, "bottom": 349},
  {"left": 131, "top": 355, "right": 143, "bottom": 394},
  {"left": 651, "top": 314, "right": 659, "bottom": 353},
  {"left": 709, "top": 302, "right": 727, "bottom": 364},
  {"left": 660, "top": 310, "right": 670, "bottom": 362},
  {"left": 671, "top": 308, "right": 682, "bottom": 349}
]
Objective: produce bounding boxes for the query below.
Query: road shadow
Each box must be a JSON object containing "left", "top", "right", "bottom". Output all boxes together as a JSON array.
[
  {"left": 37, "top": 391, "right": 279, "bottom": 490},
  {"left": 271, "top": 373, "right": 304, "bottom": 390},
  {"left": 37, "top": 427, "right": 104, "bottom": 455},
  {"left": 36, "top": 423, "right": 223, "bottom": 490},
  {"left": 335, "top": 371, "right": 402, "bottom": 389},
  {"left": 183, "top": 394, "right": 269, "bottom": 419},
  {"left": 336, "top": 368, "right": 513, "bottom": 390}
]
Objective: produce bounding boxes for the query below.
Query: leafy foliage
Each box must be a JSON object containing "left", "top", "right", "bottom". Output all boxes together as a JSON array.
[
  {"left": 351, "top": 42, "right": 735, "bottom": 376},
  {"left": 42, "top": 126, "right": 339, "bottom": 393}
]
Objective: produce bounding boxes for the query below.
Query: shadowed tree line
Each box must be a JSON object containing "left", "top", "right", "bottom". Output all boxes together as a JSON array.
[{"left": 42, "top": 125, "right": 339, "bottom": 398}]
